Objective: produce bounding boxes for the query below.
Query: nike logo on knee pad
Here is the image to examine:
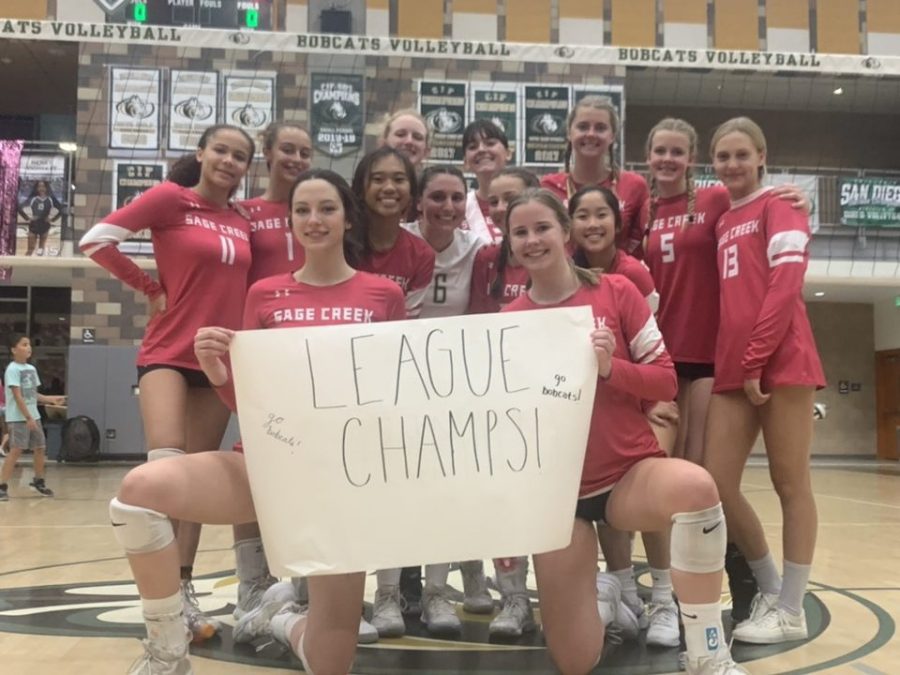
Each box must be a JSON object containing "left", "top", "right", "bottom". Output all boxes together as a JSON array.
[{"left": 702, "top": 521, "right": 722, "bottom": 534}]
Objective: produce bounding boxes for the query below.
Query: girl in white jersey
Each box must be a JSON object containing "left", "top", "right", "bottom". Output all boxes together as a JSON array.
[{"left": 462, "top": 119, "right": 512, "bottom": 244}]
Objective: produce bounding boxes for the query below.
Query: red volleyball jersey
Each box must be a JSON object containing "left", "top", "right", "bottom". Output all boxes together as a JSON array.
[
  {"left": 607, "top": 249, "right": 656, "bottom": 309},
  {"left": 643, "top": 186, "right": 730, "bottom": 365},
  {"left": 356, "top": 227, "right": 436, "bottom": 318},
  {"left": 504, "top": 275, "right": 676, "bottom": 496},
  {"left": 467, "top": 244, "right": 531, "bottom": 314},
  {"left": 540, "top": 170, "right": 650, "bottom": 257},
  {"left": 241, "top": 197, "right": 303, "bottom": 285},
  {"left": 220, "top": 271, "right": 407, "bottom": 413},
  {"left": 714, "top": 187, "right": 825, "bottom": 393},
  {"left": 79, "top": 181, "right": 251, "bottom": 369}
]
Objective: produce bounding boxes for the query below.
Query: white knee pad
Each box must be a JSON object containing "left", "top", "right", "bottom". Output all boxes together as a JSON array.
[
  {"left": 147, "top": 447, "right": 184, "bottom": 462},
  {"left": 670, "top": 503, "right": 726, "bottom": 574},
  {"left": 109, "top": 497, "right": 175, "bottom": 554}
]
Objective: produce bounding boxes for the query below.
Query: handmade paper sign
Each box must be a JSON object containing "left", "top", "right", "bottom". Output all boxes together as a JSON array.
[{"left": 230, "top": 307, "right": 598, "bottom": 576}]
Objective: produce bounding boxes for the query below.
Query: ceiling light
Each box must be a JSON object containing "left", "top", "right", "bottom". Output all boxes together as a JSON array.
[
  {"left": 833, "top": 87, "right": 843, "bottom": 95},
  {"left": 814, "top": 291, "right": 825, "bottom": 297},
  {"left": 58, "top": 142, "right": 78, "bottom": 152}
]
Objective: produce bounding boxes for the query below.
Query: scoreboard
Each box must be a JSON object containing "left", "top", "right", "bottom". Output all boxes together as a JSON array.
[{"left": 109, "top": 1, "right": 272, "bottom": 31}]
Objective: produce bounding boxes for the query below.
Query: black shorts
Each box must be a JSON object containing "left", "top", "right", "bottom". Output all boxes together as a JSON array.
[
  {"left": 674, "top": 362, "right": 715, "bottom": 381},
  {"left": 575, "top": 491, "right": 612, "bottom": 525},
  {"left": 28, "top": 218, "right": 52, "bottom": 236},
  {"left": 137, "top": 364, "right": 211, "bottom": 389}
]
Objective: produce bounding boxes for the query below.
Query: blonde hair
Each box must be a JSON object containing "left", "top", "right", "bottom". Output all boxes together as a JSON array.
[
  {"left": 564, "top": 96, "right": 620, "bottom": 185},
  {"left": 505, "top": 188, "right": 598, "bottom": 287},
  {"left": 381, "top": 109, "right": 430, "bottom": 144},
  {"left": 710, "top": 116, "right": 767, "bottom": 181},
  {"left": 646, "top": 118, "right": 698, "bottom": 229}
]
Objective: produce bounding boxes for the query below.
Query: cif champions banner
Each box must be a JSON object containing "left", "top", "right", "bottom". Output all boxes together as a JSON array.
[{"left": 230, "top": 308, "right": 598, "bottom": 576}]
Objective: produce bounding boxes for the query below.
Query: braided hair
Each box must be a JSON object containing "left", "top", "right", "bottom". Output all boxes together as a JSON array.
[{"left": 645, "top": 117, "right": 699, "bottom": 231}]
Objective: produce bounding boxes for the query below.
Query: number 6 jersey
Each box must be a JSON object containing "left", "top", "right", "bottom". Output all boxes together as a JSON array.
[
  {"left": 714, "top": 186, "right": 824, "bottom": 393},
  {"left": 80, "top": 181, "right": 252, "bottom": 369}
]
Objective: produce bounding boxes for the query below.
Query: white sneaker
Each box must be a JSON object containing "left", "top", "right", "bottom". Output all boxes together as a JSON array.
[
  {"left": 371, "top": 585, "right": 405, "bottom": 638},
  {"left": 742, "top": 592, "right": 778, "bottom": 624},
  {"left": 646, "top": 601, "right": 681, "bottom": 648},
  {"left": 595, "top": 572, "right": 628, "bottom": 644},
  {"left": 234, "top": 574, "right": 278, "bottom": 619},
  {"left": 180, "top": 580, "right": 221, "bottom": 643},
  {"left": 421, "top": 585, "right": 462, "bottom": 634},
  {"left": 684, "top": 649, "right": 750, "bottom": 674},
  {"left": 232, "top": 581, "right": 297, "bottom": 644},
  {"left": 461, "top": 560, "right": 494, "bottom": 614},
  {"left": 489, "top": 594, "right": 536, "bottom": 637},
  {"left": 128, "top": 640, "right": 193, "bottom": 675},
  {"left": 358, "top": 616, "right": 379, "bottom": 644},
  {"left": 732, "top": 602, "right": 808, "bottom": 644}
]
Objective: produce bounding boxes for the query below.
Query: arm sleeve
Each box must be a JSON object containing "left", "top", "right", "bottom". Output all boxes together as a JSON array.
[
  {"left": 388, "top": 287, "right": 408, "bottom": 321},
  {"left": 50, "top": 194, "right": 64, "bottom": 221},
  {"left": 605, "top": 280, "right": 677, "bottom": 401},
  {"left": 78, "top": 183, "right": 181, "bottom": 297},
  {"left": 466, "top": 247, "right": 494, "bottom": 315},
  {"left": 5, "top": 366, "right": 20, "bottom": 389},
  {"left": 741, "top": 201, "right": 811, "bottom": 379},
  {"left": 405, "top": 248, "right": 436, "bottom": 319},
  {"left": 623, "top": 176, "right": 650, "bottom": 259},
  {"left": 212, "top": 282, "right": 265, "bottom": 412}
]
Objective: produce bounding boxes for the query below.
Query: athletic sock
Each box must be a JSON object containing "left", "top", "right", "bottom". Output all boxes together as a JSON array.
[
  {"left": 610, "top": 566, "right": 641, "bottom": 612},
  {"left": 680, "top": 601, "right": 726, "bottom": 662},
  {"left": 748, "top": 552, "right": 782, "bottom": 596},
  {"left": 779, "top": 560, "right": 811, "bottom": 615},
  {"left": 649, "top": 567, "right": 674, "bottom": 605}
]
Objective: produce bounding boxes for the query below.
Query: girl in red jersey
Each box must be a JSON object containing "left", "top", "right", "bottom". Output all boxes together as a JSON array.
[
  {"left": 462, "top": 119, "right": 512, "bottom": 244},
  {"left": 80, "top": 124, "right": 255, "bottom": 641},
  {"left": 468, "top": 167, "right": 540, "bottom": 315},
  {"left": 107, "top": 169, "right": 406, "bottom": 674},
  {"left": 242, "top": 122, "right": 314, "bottom": 285},
  {"left": 704, "top": 117, "right": 824, "bottom": 646},
  {"left": 380, "top": 109, "right": 431, "bottom": 169},
  {"left": 540, "top": 95, "right": 649, "bottom": 257},
  {"left": 569, "top": 184, "right": 680, "bottom": 648},
  {"left": 352, "top": 147, "right": 436, "bottom": 318},
  {"left": 503, "top": 189, "right": 746, "bottom": 675},
  {"left": 642, "top": 118, "right": 811, "bottom": 623}
]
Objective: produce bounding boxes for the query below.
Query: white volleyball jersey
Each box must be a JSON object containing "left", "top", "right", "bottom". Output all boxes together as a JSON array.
[{"left": 405, "top": 221, "right": 485, "bottom": 318}]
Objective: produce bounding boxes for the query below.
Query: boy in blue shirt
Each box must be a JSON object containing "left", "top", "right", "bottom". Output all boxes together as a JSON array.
[{"left": 0, "top": 334, "right": 66, "bottom": 500}]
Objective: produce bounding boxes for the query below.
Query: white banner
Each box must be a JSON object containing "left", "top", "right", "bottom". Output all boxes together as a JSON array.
[
  {"left": 168, "top": 70, "right": 219, "bottom": 151},
  {"left": 230, "top": 308, "right": 598, "bottom": 576},
  {"left": 109, "top": 67, "right": 161, "bottom": 150},
  {"left": 1, "top": 20, "right": 896, "bottom": 76},
  {"left": 224, "top": 71, "right": 276, "bottom": 138}
]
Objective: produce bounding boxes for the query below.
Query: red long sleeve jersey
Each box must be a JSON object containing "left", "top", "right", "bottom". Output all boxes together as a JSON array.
[
  {"left": 241, "top": 197, "right": 304, "bottom": 285},
  {"left": 504, "top": 275, "right": 675, "bottom": 496},
  {"left": 79, "top": 181, "right": 251, "bottom": 369},
  {"left": 643, "top": 186, "right": 730, "bottom": 364},
  {"left": 356, "top": 228, "right": 436, "bottom": 318},
  {"left": 219, "top": 271, "right": 407, "bottom": 413},
  {"left": 467, "top": 245, "right": 531, "bottom": 314},
  {"left": 714, "top": 187, "right": 825, "bottom": 393},
  {"left": 540, "top": 170, "right": 650, "bottom": 258}
]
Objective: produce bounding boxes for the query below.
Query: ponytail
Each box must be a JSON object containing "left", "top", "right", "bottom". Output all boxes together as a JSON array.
[
  {"left": 490, "top": 237, "right": 511, "bottom": 300},
  {"left": 166, "top": 155, "right": 201, "bottom": 187}
]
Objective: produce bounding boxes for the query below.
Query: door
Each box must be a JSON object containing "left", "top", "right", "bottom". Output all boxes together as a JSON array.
[{"left": 875, "top": 349, "right": 900, "bottom": 460}]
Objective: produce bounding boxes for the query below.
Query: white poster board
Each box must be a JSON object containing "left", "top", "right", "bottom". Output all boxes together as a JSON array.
[{"left": 230, "top": 307, "right": 598, "bottom": 576}]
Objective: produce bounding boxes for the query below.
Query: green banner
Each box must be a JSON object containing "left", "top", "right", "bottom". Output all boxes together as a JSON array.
[
  {"left": 839, "top": 177, "right": 900, "bottom": 227},
  {"left": 419, "top": 81, "right": 467, "bottom": 162},
  {"left": 471, "top": 86, "right": 518, "bottom": 152},
  {"left": 310, "top": 73, "right": 365, "bottom": 158},
  {"left": 523, "top": 85, "right": 570, "bottom": 166}
]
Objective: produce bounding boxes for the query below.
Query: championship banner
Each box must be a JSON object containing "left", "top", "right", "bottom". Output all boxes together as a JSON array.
[
  {"left": 109, "top": 67, "right": 161, "bottom": 150},
  {"left": 224, "top": 71, "right": 276, "bottom": 138},
  {"left": 112, "top": 160, "right": 167, "bottom": 254},
  {"left": 3, "top": 22, "right": 897, "bottom": 76},
  {"left": 230, "top": 308, "right": 598, "bottom": 576},
  {"left": 470, "top": 83, "right": 519, "bottom": 159},
  {"left": 573, "top": 84, "right": 624, "bottom": 167},
  {"left": 418, "top": 81, "right": 467, "bottom": 162},
  {"left": 168, "top": 70, "right": 219, "bottom": 151},
  {"left": 309, "top": 73, "right": 365, "bottom": 157},
  {"left": 523, "top": 84, "right": 570, "bottom": 166},
  {"left": 839, "top": 177, "right": 900, "bottom": 228},
  {"left": 16, "top": 153, "right": 68, "bottom": 257}
]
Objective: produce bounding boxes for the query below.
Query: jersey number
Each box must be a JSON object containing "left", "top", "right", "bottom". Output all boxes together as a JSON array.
[
  {"left": 660, "top": 232, "right": 675, "bottom": 263},
  {"left": 722, "top": 244, "right": 739, "bottom": 279},
  {"left": 433, "top": 273, "right": 448, "bottom": 304},
  {"left": 219, "top": 236, "right": 236, "bottom": 266},
  {"left": 284, "top": 232, "right": 295, "bottom": 262}
]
